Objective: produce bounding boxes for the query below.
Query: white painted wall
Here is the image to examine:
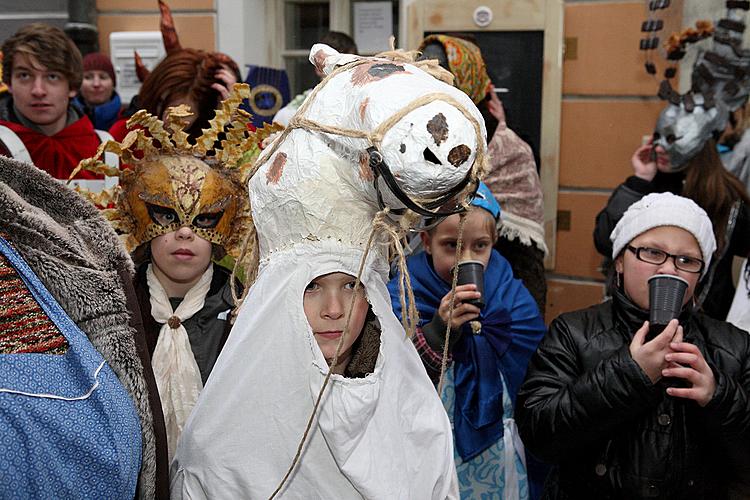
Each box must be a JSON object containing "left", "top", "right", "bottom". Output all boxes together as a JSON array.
[{"left": 217, "top": 0, "right": 270, "bottom": 75}]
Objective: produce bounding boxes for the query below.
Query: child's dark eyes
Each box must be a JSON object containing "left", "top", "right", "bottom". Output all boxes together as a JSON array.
[
  {"left": 305, "top": 281, "right": 320, "bottom": 292},
  {"left": 147, "top": 203, "right": 179, "bottom": 227},
  {"left": 441, "top": 240, "right": 458, "bottom": 251},
  {"left": 193, "top": 211, "right": 224, "bottom": 229}
]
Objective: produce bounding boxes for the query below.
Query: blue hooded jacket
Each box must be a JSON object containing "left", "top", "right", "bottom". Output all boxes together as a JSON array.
[{"left": 388, "top": 247, "right": 545, "bottom": 461}]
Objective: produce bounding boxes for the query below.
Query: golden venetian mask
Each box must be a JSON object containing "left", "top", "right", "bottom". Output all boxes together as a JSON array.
[{"left": 72, "top": 84, "right": 282, "bottom": 258}]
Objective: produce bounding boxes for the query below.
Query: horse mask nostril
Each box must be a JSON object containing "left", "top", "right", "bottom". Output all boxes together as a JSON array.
[
  {"left": 448, "top": 145, "right": 471, "bottom": 167},
  {"left": 423, "top": 148, "right": 442, "bottom": 165}
]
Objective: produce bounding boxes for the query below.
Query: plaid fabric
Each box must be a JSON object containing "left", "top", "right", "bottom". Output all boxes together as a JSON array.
[
  {"left": 413, "top": 327, "right": 451, "bottom": 385},
  {"left": 0, "top": 243, "right": 68, "bottom": 354},
  {"left": 419, "top": 35, "right": 492, "bottom": 105}
]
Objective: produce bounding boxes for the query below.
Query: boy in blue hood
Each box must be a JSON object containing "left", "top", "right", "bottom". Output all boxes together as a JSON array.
[{"left": 388, "top": 182, "right": 546, "bottom": 499}]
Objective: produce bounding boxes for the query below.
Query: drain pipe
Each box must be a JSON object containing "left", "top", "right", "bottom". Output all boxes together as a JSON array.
[{"left": 66, "top": 0, "right": 99, "bottom": 56}]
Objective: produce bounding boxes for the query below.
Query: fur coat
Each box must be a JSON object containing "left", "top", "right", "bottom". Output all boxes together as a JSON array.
[{"left": 0, "top": 156, "right": 168, "bottom": 499}]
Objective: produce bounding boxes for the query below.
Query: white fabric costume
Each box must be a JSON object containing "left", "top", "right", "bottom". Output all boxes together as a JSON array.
[
  {"left": 727, "top": 258, "right": 749, "bottom": 333},
  {"left": 172, "top": 43, "right": 488, "bottom": 499}
]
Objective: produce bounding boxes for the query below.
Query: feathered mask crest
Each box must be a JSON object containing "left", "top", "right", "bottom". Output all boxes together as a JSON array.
[{"left": 72, "top": 84, "right": 264, "bottom": 258}]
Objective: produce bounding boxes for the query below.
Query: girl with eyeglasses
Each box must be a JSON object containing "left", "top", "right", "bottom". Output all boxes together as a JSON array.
[
  {"left": 594, "top": 138, "right": 750, "bottom": 321},
  {"left": 517, "top": 193, "right": 750, "bottom": 499}
]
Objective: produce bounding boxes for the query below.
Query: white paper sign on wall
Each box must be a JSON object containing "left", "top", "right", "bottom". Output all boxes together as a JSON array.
[
  {"left": 353, "top": 1, "right": 393, "bottom": 53},
  {"left": 109, "top": 31, "right": 166, "bottom": 103}
]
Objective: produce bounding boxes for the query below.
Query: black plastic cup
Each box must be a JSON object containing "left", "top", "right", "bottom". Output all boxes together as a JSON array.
[
  {"left": 454, "top": 260, "right": 485, "bottom": 309},
  {"left": 647, "top": 274, "right": 689, "bottom": 339}
]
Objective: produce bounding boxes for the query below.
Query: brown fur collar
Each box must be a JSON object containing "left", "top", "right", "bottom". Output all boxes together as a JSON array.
[
  {"left": 345, "top": 312, "right": 381, "bottom": 378},
  {"left": 0, "top": 156, "right": 156, "bottom": 499}
]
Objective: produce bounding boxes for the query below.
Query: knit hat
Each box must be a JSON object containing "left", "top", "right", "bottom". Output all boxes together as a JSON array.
[
  {"left": 610, "top": 192, "right": 716, "bottom": 275},
  {"left": 82, "top": 52, "right": 116, "bottom": 86}
]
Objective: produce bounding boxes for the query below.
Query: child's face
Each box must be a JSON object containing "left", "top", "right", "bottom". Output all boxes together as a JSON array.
[
  {"left": 150, "top": 227, "right": 213, "bottom": 288},
  {"left": 420, "top": 208, "right": 495, "bottom": 283},
  {"left": 303, "top": 272, "right": 369, "bottom": 367},
  {"left": 615, "top": 225, "right": 701, "bottom": 311},
  {"left": 8, "top": 53, "right": 75, "bottom": 136}
]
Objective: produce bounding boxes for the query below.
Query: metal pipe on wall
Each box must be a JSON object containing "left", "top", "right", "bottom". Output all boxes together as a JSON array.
[{"left": 66, "top": 0, "right": 99, "bottom": 55}]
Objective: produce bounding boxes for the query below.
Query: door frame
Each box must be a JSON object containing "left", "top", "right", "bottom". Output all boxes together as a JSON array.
[{"left": 404, "top": 0, "right": 563, "bottom": 268}]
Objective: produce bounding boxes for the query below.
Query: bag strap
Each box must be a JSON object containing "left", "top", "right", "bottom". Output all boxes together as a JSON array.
[
  {"left": 0, "top": 125, "right": 32, "bottom": 164},
  {"left": 94, "top": 129, "right": 119, "bottom": 189}
]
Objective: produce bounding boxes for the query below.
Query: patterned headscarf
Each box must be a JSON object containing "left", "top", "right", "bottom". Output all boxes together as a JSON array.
[{"left": 419, "top": 35, "right": 491, "bottom": 104}]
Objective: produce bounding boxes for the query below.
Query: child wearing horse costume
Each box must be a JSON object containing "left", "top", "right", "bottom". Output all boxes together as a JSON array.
[
  {"left": 77, "top": 86, "right": 253, "bottom": 462},
  {"left": 171, "top": 43, "right": 491, "bottom": 498},
  {"left": 388, "top": 182, "right": 546, "bottom": 499}
]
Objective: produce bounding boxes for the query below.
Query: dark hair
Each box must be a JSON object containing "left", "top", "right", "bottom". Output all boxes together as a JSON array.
[
  {"left": 683, "top": 139, "right": 750, "bottom": 250},
  {"left": 138, "top": 48, "right": 240, "bottom": 139},
  {"left": 1, "top": 23, "right": 82, "bottom": 89},
  {"left": 320, "top": 31, "right": 358, "bottom": 55}
]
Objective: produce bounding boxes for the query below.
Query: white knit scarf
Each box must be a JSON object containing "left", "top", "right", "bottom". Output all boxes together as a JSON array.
[{"left": 147, "top": 263, "right": 213, "bottom": 462}]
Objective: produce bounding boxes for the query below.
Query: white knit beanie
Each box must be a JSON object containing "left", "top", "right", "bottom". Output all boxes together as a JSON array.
[{"left": 610, "top": 192, "right": 716, "bottom": 275}]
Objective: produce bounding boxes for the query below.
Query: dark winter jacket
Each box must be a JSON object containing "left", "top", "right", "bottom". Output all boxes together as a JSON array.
[
  {"left": 134, "top": 262, "right": 238, "bottom": 384},
  {"left": 593, "top": 173, "right": 750, "bottom": 319},
  {"left": 516, "top": 289, "right": 750, "bottom": 499}
]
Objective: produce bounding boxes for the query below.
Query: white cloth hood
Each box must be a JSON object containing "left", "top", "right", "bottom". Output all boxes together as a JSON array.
[{"left": 171, "top": 242, "right": 458, "bottom": 498}]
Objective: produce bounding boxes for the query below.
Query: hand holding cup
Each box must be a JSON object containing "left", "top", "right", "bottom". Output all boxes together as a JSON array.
[
  {"left": 438, "top": 284, "right": 481, "bottom": 330},
  {"left": 630, "top": 319, "right": 683, "bottom": 383}
]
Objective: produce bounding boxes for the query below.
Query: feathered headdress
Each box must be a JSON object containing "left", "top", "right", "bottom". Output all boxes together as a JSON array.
[
  {"left": 640, "top": 0, "right": 750, "bottom": 167},
  {"left": 72, "top": 84, "right": 279, "bottom": 258}
]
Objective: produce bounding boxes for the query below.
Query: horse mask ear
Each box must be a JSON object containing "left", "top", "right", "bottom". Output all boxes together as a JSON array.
[{"left": 310, "top": 43, "right": 360, "bottom": 77}]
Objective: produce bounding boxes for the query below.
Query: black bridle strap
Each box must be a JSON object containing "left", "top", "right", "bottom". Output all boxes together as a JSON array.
[{"left": 367, "top": 147, "right": 475, "bottom": 217}]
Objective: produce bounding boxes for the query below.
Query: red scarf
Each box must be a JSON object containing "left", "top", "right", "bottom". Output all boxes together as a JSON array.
[{"left": 0, "top": 116, "right": 101, "bottom": 180}]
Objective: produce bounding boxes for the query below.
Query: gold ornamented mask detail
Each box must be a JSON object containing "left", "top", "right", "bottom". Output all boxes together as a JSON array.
[
  {"left": 122, "top": 155, "right": 242, "bottom": 249},
  {"left": 73, "top": 83, "right": 264, "bottom": 258}
]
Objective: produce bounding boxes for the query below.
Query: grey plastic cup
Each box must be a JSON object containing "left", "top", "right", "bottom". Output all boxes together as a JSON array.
[
  {"left": 647, "top": 274, "right": 689, "bottom": 338},
  {"left": 455, "top": 260, "right": 485, "bottom": 309}
]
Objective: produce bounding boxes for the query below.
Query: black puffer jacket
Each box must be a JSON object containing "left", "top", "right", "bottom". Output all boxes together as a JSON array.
[{"left": 516, "top": 290, "right": 750, "bottom": 499}]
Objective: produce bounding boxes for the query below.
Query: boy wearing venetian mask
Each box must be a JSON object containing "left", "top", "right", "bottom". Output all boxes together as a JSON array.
[{"left": 77, "top": 87, "right": 252, "bottom": 461}]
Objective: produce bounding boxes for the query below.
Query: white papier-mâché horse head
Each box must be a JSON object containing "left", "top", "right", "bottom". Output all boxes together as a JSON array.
[{"left": 250, "top": 43, "right": 487, "bottom": 269}]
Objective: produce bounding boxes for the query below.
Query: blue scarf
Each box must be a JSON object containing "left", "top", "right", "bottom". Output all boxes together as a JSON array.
[
  {"left": 74, "top": 92, "right": 121, "bottom": 131},
  {"left": 388, "top": 249, "right": 545, "bottom": 460}
]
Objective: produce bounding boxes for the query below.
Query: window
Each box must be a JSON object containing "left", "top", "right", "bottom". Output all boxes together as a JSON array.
[{"left": 274, "top": 0, "right": 400, "bottom": 96}]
